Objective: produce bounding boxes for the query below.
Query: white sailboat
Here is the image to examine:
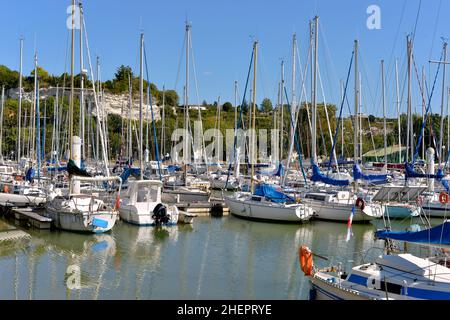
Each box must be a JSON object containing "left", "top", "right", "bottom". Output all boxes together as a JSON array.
[
  {"left": 44, "top": 1, "right": 122, "bottom": 233},
  {"left": 225, "top": 42, "right": 313, "bottom": 223}
]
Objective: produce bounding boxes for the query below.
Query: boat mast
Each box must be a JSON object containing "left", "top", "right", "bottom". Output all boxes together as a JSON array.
[
  {"left": 79, "top": 1, "right": 85, "bottom": 161},
  {"left": 0, "top": 86, "right": 4, "bottom": 161},
  {"left": 312, "top": 17, "right": 319, "bottom": 165},
  {"left": 161, "top": 85, "right": 165, "bottom": 157},
  {"left": 250, "top": 41, "right": 258, "bottom": 194},
  {"left": 406, "top": 36, "right": 413, "bottom": 162},
  {"left": 184, "top": 22, "right": 190, "bottom": 183},
  {"left": 354, "top": 39, "right": 359, "bottom": 191},
  {"left": 291, "top": 33, "right": 297, "bottom": 160},
  {"left": 381, "top": 60, "right": 387, "bottom": 170},
  {"left": 128, "top": 73, "right": 133, "bottom": 162},
  {"left": 139, "top": 32, "right": 144, "bottom": 179},
  {"left": 280, "top": 60, "right": 284, "bottom": 161},
  {"left": 17, "top": 38, "right": 23, "bottom": 163},
  {"left": 69, "top": 0, "right": 75, "bottom": 161},
  {"left": 395, "top": 59, "right": 401, "bottom": 163},
  {"left": 439, "top": 42, "right": 448, "bottom": 167}
]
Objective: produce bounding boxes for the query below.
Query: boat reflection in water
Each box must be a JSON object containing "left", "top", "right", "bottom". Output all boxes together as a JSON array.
[{"left": 0, "top": 215, "right": 388, "bottom": 299}]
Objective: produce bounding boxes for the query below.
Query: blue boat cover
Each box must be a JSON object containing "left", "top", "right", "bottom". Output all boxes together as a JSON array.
[
  {"left": 254, "top": 184, "right": 295, "bottom": 204},
  {"left": 167, "top": 165, "right": 181, "bottom": 173},
  {"left": 405, "top": 162, "right": 444, "bottom": 180},
  {"left": 25, "top": 167, "right": 35, "bottom": 182},
  {"left": 46, "top": 166, "right": 67, "bottom": 172},
  {"left": 353, "top": 164, "right": 388, "bottom": 182},
  {"left": 310, "top": 163, "right": 350, "bottom": 187},
  {"left": 375, "top": 222, "right": 450, "bottom": 247},
  {"left": 442, "top": 180, "right": 450, "bottom": 194},
  {"left": 120, "top": 167, "right": 141, "bottom": 183}
]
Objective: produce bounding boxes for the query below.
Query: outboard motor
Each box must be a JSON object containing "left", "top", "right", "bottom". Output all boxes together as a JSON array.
[{"left": 152, "top": 203, "right": 171, "bottom": 226}]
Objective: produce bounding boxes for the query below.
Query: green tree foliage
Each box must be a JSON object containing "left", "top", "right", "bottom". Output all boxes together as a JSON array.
[
  {"left": 260, "top": 98, "right": 273, "bottom": 112},
  {"left": 222, "top": 102, "right": 233, "bottom": 112},
  {"left": 0, "top": 65, "right": 19, "bottom": 90}
]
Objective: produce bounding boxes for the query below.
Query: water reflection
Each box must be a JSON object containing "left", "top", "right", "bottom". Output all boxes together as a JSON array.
[{"left": 0, "top": 215, "right": 433, "bottom": 300}]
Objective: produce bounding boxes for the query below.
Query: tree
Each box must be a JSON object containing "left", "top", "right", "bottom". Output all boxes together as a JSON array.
[
  {"left": 222, "top": 102, "right": 233, "bottom": 112},
  {"left": 240, "top": 99, "right": 249, "bottom": 113},
  {"left": 0, "top": 65, "right": 19, "bottom": 89},
  {"left": 260, "top": 98, "right": 273, "bottom": 112},
  {"left": 164, "top": 90, "right": 179, "bottom": 107},
  {"left": 115, "top": 65, "right": 133, "bottom": 82}
]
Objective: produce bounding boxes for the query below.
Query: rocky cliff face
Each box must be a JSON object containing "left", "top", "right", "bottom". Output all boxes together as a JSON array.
[{"left": 6, "top": 87, "right": 161, "bottom": 121}]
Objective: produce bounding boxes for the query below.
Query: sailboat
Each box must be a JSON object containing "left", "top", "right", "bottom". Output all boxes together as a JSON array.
[
  {"left": 302, "top": 20, "right": 382, "bottom": 222},
  {"left": 162, "top": 22, "right": 210, "bottom": 204},
  {"left": 302, "top": 207, "right": 450, "bottom": 300},
  {"left": 225, "top": 42, "right": 313, "bottom": 223},
  {"left": 44, "top": 0, "right": 122, "bottom": 233}
]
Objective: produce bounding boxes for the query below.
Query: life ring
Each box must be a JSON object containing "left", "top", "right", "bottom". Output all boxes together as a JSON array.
[
  {"left": 439, "top": 192, "right": 450, "bottom": 205},
  {"left": 299, "top": 246, "right": 313, "bottom": 276},
  {"left": 356, "top": 198, "right": 365, "bottom": 211}
]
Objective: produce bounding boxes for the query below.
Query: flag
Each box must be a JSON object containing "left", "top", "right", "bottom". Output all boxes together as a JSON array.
[{"left": 346, "top": 206, "right": 356, "bottom": 242}]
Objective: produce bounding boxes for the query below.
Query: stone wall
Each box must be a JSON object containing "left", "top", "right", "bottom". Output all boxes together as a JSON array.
[{"left": 6, "top": 87, "right": 161, "bottom": 121}]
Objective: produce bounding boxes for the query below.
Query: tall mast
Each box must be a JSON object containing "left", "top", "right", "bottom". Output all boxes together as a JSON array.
[
  {"left": 139, "top": 32, "right": 144, "bottom": 179},
  {"left": 184, "top": 22, "right": 191, "bottom": 184},
  {"left": 69, "top": 0, "right": 75, "bottom": 160},
  {"left": 0, "top": 86, "right": 4, "bottom": 161},
  {"left": 354, "top": 39, "right": 359, "bottom": 190},
  {"left": 291, "top": 33, "right": 297, "bottom": 157},
  {"left": 17, "top": 38, "right": 23, "bottom": 163},
  {"left": 312, "top": 17, "right": 319, "bottom": 164},
  {"left": 280, "top": 60, "right": 284, "bottom": 161},
  {"left": 381, "top": 60, "right": 387, "bottom": 170},
  {"left": 395, "top": 59, "right": 401, "bottom": 163},
  {"left": 439, "top": 42, "right": 448, "bottom": 166},
  {"left": 406, "top": 36, "right": 413, "bottom": 162},
  {"left": 161, "top": 85, "right": 165, "bottom": 157},
  {"left": 234, "top": 81, "right": 238, "bottom": 135},
  {"left": 128, "top": 73, "right": 133, "bottom": 162},
  {"left": 79, "top": 1, "right": 85, "bottom": 161},
  {"left": 250, "top": 41, "right": 258, "bottom": 194},
  {"left": 422, "top": 66, "right": 425, "bottom": 161}
]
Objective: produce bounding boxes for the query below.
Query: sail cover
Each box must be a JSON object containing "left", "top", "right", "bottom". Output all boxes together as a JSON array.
[
  {"left": 254, "top": 184, "right": 295, "bottom": 204},
  {"left": 67, "top": 159, "right": 92, "bottom": 177},
  {"left": 375, "top": 222, "right": 450, "bottom": 248},
  {"left": 405, "top": 162, "right": 444, "bottom": 180},
  {"left": 310, "top": 163, "right": 350, "bottom": 187},
  {"left": 353, "top": 164, "right": 388, "bottom": 182}
]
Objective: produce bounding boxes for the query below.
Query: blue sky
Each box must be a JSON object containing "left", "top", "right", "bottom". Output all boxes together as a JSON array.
[{"left": 0, "top": 0, "right": 449, "bottom": 118}]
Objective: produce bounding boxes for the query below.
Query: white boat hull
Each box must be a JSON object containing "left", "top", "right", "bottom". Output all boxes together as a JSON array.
[
  {"left": 0, "top": 192, "right": 46, "bottom": 207},
  {"left": 119, "top": 204, "right": 178, "bottom": 226},
  {"left": 225, "top": 196, "right": 312, "bottom": 223},
  {"left": 306, "top": 200, "right": 382, "bottom": 222}
]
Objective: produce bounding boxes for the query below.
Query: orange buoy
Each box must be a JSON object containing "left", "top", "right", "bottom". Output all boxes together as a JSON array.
[
  {"left": 439, "top": 192, "right": 450, "bottom": 205},
  {"left": 299, "top": 246, "right": 313, "bottom": 276},
  {"left": 356, "top": 198, "right": 365, "bottom": 211},
  {"left": 3, "top": 185, "right": 9, "bottom": 193}
]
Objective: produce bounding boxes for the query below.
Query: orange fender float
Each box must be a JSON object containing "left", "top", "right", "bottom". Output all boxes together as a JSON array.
[{"left": 299, "top": 246, "right": 313, "bottom": 276}]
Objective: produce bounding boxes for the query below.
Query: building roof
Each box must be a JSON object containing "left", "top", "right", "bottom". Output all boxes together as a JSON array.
[{"left": 363, "top": 145, "right": 407, "bottom": 158}]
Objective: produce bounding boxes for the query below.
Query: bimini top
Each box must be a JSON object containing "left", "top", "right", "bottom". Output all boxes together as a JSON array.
[
  {"left": 375, "top": 221, "right": 450, "bottom": 249},
  {"left": 254, "top": 184, "right": 295, "bottom": 204}
]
